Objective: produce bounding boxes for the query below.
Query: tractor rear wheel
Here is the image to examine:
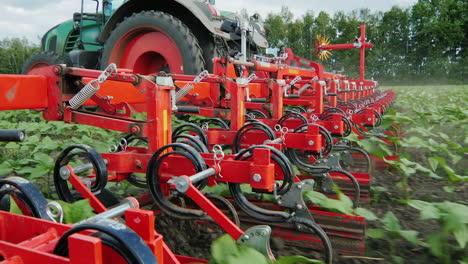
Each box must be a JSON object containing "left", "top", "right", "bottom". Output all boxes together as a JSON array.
[
  {"left": 101, "top": 11, "right": 205, "bottom": 75},
  {"left": 21, "top": 51, "right": 69, "bottom": 74}
]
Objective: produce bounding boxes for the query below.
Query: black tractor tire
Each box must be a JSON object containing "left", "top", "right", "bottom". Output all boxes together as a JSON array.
[
  {"left": 21, "top": 51, "right": 70, "bottom": 74},
  {"left": 100, "top": 11, "right": 205, "bottom": 75}
]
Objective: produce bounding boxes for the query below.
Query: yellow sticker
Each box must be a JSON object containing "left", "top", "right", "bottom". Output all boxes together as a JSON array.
[
  {"left": 163, "top": 110, "right": 168, "bottom": 145},
  {"left": 289, "top": 69, "right": 299, "bottom": 75}
]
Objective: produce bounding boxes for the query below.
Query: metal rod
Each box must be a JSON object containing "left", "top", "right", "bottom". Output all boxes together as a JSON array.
[
  {"left": 240, "top": 21, "right": 248, "bottom": 62},
  {"left": 59, "top": 159, "right": 108, "bottom": 180},
  {"left": 189, "top": 168, "right": 216, "bottom": 184},
  {"left": 77, "top": 198, "right": 138, "bottom": 224},
  {"left": 264, "top": 138, "right": 282, "bottom": 144},
  {"left": 230, "top": 58, "right": 255, "bottom": 67},
  {"left": 72, "top": 163, "right": 95, "bottom": 174},
  {"left": 297, "top": 84, "right": 311, "bottom": 95}
]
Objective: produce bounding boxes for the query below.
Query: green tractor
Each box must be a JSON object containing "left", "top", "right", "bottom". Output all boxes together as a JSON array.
[{"left": 22, "top": 0, "right": 268, "bottom": 75}]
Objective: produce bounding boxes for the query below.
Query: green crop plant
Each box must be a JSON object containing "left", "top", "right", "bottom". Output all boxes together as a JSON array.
[
  {"left": 366, "top": 211, "right": 426, "bottom": 264},
  {"left": 210, "top": 234, "right": 323, "bottom": 264},
  {"left": 408, "top": 200, "right": 468, "bottom": 264}
]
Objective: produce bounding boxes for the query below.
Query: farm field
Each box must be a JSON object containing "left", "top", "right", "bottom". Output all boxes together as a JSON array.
[{"left": 0, "top": 84, "right": 466, "bottom": 263}]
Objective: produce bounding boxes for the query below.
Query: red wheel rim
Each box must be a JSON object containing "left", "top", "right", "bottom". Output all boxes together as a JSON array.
[{"left": 109, "top": 28, "right": 184, "bottom": 75}]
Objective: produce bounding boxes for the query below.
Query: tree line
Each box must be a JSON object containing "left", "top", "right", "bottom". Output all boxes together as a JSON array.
[
  {"left": 263, "top": 0, "right": 466, "bottom": 84},
  {"left": 0, "top": 0, "right": 465, "bottom": 85}
]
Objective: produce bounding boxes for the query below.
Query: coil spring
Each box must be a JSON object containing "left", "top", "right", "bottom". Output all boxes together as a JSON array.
[{"left": 69, "top": 80, "right": 100, "bottom": 110}]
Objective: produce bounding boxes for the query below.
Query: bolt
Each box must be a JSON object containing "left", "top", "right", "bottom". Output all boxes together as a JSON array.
[
  {"left": 253, "top": 174, "right": 262, "bottom": 182},
  {"left": 193, "top": 93, "right": 199, "bottom": 97},
  {"left": 243, "top": 235, "right": 250, "bottom": 240},
  {"left": 225, "top": 93, "right": 231, "bottom": 99},
  {"left": 53, "top": 66, "right": 61, "bottom": 74},
  {"left": 277, "top": 200, "right": 282, "bottom": 205},
  {"left": 367, "top": 118, "right": 372, "bottom": 121},
  {"left": 59, "top": 166, "right": 71, "bottom": 180},
  {"left": 308, "top": 140, "right": 315, "bottom": 146},
  {"left": 135, "top": 160, "right": 143, "bottom": 169},
  {"left": 334, "top": 125, "right": 339, "bottom": 129},
  {"left": 296, "top": 204, "right": 303, "bottom": 210},
  {"left": 131, "top": 125, "right": 140, "bottom": 134},
  {"left": 296, "top": 184, "right": 303, "bottom": 189}
]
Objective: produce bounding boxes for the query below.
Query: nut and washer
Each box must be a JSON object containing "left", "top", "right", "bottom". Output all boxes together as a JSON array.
[{"left": 253, "top": 174, "right": 262, "bottom": 182}]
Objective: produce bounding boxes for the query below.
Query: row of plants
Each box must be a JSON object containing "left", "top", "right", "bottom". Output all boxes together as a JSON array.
[{"left": 355, "top": 85, "right": 467, "bottom": 263}]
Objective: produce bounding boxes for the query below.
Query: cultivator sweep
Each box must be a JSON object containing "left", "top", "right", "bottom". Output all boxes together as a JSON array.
[{"left": 0, "top": 24, "right": 396, "bottom": 264}]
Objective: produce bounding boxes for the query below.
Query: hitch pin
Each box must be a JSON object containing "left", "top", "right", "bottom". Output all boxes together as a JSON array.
[
  {"left": 264, "top": 125, "right": 288, "bottom": 144},
  {"left": 213, "top": 144, "right": 225, "bottom": 178},
  {"left": 46, "top": 201, "right": 64, "bottom": 223}
]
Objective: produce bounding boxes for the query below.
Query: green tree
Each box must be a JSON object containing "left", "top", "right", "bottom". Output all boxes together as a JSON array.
[{"left": 0, "top": 38, "right": 39, "bottom": 74}]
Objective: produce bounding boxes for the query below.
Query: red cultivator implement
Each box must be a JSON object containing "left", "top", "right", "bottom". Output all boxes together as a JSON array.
[{"left": 0, "top": 25, "right": 396, "bottom": 264}]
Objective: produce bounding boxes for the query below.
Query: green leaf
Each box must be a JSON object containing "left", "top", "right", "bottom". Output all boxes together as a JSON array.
[
  {"left": 408, "top": 200, "right": 440, "bottom": 220},
  {"left": 354, "top": 207, "right": 378, "bottom": 221},
  {"left": 33, "top": 152, "right": 54, "bottom": 166},
  {"left": 19, "top": 167, "right": 49, "bottom": 180},
  {"left": 336, "top": 187, "right": 353, "bottom": 209},
  {"left": 319, "top": 197, "right": 353, "bottom": 214},
  {"left": 303, "top": 191, "right": 328, "bottom": 205},
  {"left": 427, "top": 233, "right": 445, "bottom": 258},
  {"left": 56, "top": 199, "right": 95, "bottom": 224},
  {"left": 381, "top": 211, "right": 401, "bottom": 233},
  {"left": 398, "top": 230, "right": 427, "bottom": 246},
  {"left": 226, "top": 245, "right": 269, "bottom": 264},
  {"left": 0, "top": 162, "right": 13, "bottom": 176},
  {"left": 443, "top": 186, "right": 455, "bottom": 193},
  {"left": 366, "top": 228, "right": 385, "bottom": 239},
  {"left": 453, "top": 223, "right": 468, "bottom": 248},
  {"left": 211, "top": 234, "right": 269, "bottom": 264},
  {"left": 9, "top": 198, "right": 23, "bottom": 215},
  {"left": 211, "top": 234, "right": 240, "bottom": 263},
  {"left": 275, "top": 256, "right": 323, "bottom": 264}
]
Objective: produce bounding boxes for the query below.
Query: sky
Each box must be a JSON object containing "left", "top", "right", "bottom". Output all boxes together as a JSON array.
[{"left": 0, "top": 0, "right": 417, "bottom": 44}]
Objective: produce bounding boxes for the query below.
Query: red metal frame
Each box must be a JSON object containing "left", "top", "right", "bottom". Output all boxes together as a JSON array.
[
  {"left": 0, "top": 24, "right": 399, "bottom": 262},
  {"left": 0, "top": 208, "right": 205, "bottom": 264}
]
